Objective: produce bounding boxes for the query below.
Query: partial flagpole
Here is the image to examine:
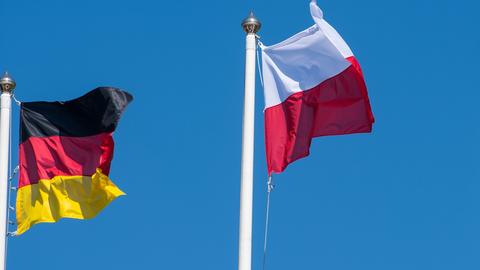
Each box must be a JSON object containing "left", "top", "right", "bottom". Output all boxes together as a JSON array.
[
  {"left": 0, "top": 72, "right": 15, "bottom": 270},
  {"left": 238, "top": 12, "right": 261, "bottom": 270}
]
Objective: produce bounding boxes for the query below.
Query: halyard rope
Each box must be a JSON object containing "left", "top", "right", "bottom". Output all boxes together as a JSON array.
[
  {"left": 7, "top": 96, "right": 20, "bottom": 237},
  {"left": 256, "top": 39, "right": 264, "bottom": 88},
  {"left": 262, "top": 175, "right": 275, "bottom": 270},
  {"left": 11, "top": 94, "right": 21, "bottom": 106},
  {"left": 256, "top": 37, "right": 272, "bottom": 270}
]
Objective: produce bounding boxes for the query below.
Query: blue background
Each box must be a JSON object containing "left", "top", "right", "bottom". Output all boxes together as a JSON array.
[{"left": 1, "top": 0, "right": 479, "bottom": 269}]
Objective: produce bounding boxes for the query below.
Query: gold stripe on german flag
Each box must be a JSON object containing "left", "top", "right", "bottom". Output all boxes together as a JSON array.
[{"left": 17, "top": 87, "right": 132, "bottom": 234}]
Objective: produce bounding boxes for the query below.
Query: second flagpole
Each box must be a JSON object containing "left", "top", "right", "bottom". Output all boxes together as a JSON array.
[
  {"left": 0, "top": 72, "right": 16, "bottom": 270},
  {"left": 238, "top": 12, "right": 261, "bottom": 270}
]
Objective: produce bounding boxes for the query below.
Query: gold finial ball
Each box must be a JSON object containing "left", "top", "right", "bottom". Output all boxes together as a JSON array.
[
  {"left": 241, "top": 11, "right": 261, "bottom": 34},
  {"left": 0, "top": 72, "right": 16, "bottom": 93}
]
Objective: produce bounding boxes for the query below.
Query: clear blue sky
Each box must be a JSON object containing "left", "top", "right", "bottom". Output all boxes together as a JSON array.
[{"left": 1, "top": 0, "right": 479, "bottom": 269}]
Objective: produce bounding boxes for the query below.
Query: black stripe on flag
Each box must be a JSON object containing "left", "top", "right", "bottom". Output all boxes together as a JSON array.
[{"left": 20, "top": 87, "right": 133, "bottom": 143}]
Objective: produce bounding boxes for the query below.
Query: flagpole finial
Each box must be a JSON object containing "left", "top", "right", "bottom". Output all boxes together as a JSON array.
[
  {"left": 241, "top": 11, "right": 261, "bottom": 34},
  {"left": 0, "top": 72, "right": 16, "bottom": 93}
]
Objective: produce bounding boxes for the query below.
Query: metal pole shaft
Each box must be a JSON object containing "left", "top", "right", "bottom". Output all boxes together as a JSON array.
[
  {"left": 238, "top": 31, "right": 257, "bottom": 270},
  {"left": 238, "top": 12, "right": 260, "bottom": 270},
  {"left": 0, "top": 72, "right": 16, "bottom": 270},
  {"left": 0, "top": 91, "right": 11, "bottom": 270}
]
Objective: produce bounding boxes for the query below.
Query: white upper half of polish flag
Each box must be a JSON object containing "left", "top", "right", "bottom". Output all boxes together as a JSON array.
[{"left": 260, "top": 0, "right": 356, "bottom": 109}]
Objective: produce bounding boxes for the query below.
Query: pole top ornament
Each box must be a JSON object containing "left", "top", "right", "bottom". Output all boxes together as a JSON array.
[
  {"left": 0, "top": 72, "right": 16, "bottom": 93},
  {"left": 242, "top": 11, "right": 261, "bottom": 34}
]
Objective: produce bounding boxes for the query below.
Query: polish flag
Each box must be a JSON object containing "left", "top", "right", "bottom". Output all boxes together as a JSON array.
[{"left": 260, "top": 1, "right": 374, "bottom": 175}]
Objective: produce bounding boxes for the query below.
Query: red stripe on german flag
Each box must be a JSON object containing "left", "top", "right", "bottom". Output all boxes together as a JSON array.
[{"left": 16, "top": 87, "right": 132, "bottom": 234}]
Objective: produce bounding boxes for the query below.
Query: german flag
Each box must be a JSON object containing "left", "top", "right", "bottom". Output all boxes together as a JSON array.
[{"left": 16, "top": 87, "right": 133, "bottom": 235}]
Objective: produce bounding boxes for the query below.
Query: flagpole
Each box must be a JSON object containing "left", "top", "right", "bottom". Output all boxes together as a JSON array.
[
  {"left": 0, "top": 72, "right": 15, "bottom": 270},
  {"left": 239, "top": 12, "right": 260, "bottom": 270}
]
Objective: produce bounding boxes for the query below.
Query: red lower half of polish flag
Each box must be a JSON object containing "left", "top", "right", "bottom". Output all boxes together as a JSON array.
[{"left": 264, "top": 57, "right": 374, "bottom": 174}]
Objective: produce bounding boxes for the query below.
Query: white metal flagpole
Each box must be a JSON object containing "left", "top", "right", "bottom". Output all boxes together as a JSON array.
[
  {"left": 0, "top": 72, "right": 15, "bottom": 270},
  {"left": 238, "top": 12, "right": 261, "bottom": 270}
]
